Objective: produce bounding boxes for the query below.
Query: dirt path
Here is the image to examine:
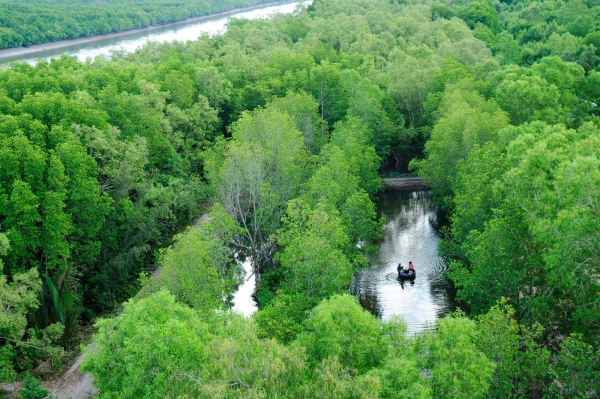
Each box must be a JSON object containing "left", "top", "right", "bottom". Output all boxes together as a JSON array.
[
  {"left": 44, "top": 356, "right": 98, "bottom": 399},
  {"left": 35, "top": 213, "right": 210, "bottom": 398}
]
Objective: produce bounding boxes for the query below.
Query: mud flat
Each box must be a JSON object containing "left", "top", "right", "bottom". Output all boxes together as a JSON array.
[{"left": 381, "top": 177, "right": 430, "bottom": 191}]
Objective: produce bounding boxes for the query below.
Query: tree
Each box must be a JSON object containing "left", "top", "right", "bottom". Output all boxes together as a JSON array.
[
  {"left": 329, "top": 116, "right": 381, "bottom": 197},
  {"left": 0, "top": 233, "right": 64, "bottom": 381},
  {"left": 140, "top": 204, "right": 243, "bottom": 313},
  {"left": 547, "top": 334, "right": 600, "bottom": 398},
  {"left": 410, "top": 87, "right": 508, "bottom": 208},
  {"left": 296, "top": 294, "right": 388, "bottom": 374},
  {"left": 495, "top": 72, "right": 565, "bottom": 125},
  {"left": 463, "top": 1, "right": 502, "bottom": 34},
  {"left": 215, "top": 107, "right": 309, "bottom": 280},
  {"left": 415, "top": 314, "right": 495, "bottom": 399},
  {"left": 81, "top": 291, "right": 210, "bottom": 398},
  {"left": 474, "top": 299, "right": 550, "bottom": 398},
  {"left": 388, "top": 47, "right": 439, "bottom": 126},
  {"left": 267, "top": 91, "right": 326, "bottom": 154},
  {"left": 276, "top": 201, "right": 352, "bottom": 300}
]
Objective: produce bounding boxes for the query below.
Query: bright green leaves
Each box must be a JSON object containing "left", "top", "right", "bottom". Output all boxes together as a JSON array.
[
  {"left": 493, "top": 58, "right": 584, "bottom": 126},
  {"left": 463, "top": 1, "right": 502, "bottom": 34},
  {"left": 41, "top": 153, "right": 72, "bottom": 271},
  {"left": 4, "top": 180, "right": 41, "bottom": 274},
  {"left": 277, "top": 202, "right": 352, "bottom": 299},
  {"left": 416, "top": 315, "right": 495, "bottom": 399},
  {"left": 496, "top": 73, "right": 562, "bottom": 125},
  {"left": 474, "top": 299, "right": 550, "bottom": 399},
  {"left": 329, "top": 117, "right": 381, "bottom": 197},
  {"left": 201, "top": 317, "right": 307, "bottom": 398},
  {"left": 0, "top": 234, "right": 40, "bottom": 343},
  {"left": 297, "top": 294, "right": 387, "bottom": 374},
  {"left": 446, "top": 119, "right": 600, "bottom": 342},
  {"left": 411, "top": 87, "right": 508, "bottom": 208},
  {"left": 449, "top": 142, "right": 506, "bottom": 245},
  {"left": 83, "top": 288, "right": 522, "bottom": 399},
  {"left": 255, "top": 201, "right": 354, "bottom": 342},
  {"left": 83, "top": 291, "right": 307, "bottom": 399},
  {"left": 547, "top": 334, "right": 600, "bottom": 398},
  {"left": 267, "top": 91, "right": 326, "bottom": 154},
  {"left": 216, "top": 107, "right": 309, "bottom": 275},
  {"left": 141, "top": 204, "right": 243, "bottom": 314},
  {"left": 81, "top": 291, "right": 210, "bottom": 398},
  {"left": 149, "top": 229, "right": 226, "bottom": 313},
  {"left": 0, "top": 233, "right": 65, "bottom": 382}
]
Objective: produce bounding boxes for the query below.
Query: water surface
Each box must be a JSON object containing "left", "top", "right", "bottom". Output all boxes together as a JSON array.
[
  {"left": 1, "top": 1, "right": 305, "bottom": 65},
  {"left": 232, "top": 260, "right": 257, "bottom": 316},
  {"left": 350, "top": 191, "right": 458, "bottom": 334}
]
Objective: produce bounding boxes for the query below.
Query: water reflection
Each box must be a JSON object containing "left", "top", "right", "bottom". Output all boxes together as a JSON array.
[
  {"left": 232, "top": 259, "right": 257, "bottom": 316},
  {"left": 350, "top": 191, "right": 458, "bottom": 335},
  {"left": 1, "top": 1, "right": 305, "bottom": 65}
]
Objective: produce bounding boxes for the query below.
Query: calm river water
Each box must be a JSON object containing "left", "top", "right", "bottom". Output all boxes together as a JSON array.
[
  {"left": 235, "top": 190, "right": 459, "bottom": 335},
  {"left": 349, "top": 191, "right": 459, "bottom": 335},
  {"left": 1, "top": 1, "right": 305, "bottom": 65}
]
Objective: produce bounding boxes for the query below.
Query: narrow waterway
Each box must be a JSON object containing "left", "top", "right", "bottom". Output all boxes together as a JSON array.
[
  {"left": 350, "top": 191, "right": 459, "bottom": 334},
  {"left": 233, "top": 190, "right": 460, "bottom": 334},
  {"left": 0, "top": 1, "right": 305, "bottom": 66},
  {"left": 232, "top": 260, "right": 257, "bottom": 316}
]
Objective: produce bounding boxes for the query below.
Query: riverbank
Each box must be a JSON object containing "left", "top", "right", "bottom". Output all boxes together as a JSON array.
[
  {"left": 0, "top": 0, "right": 295, "bottom": 64},
  {"left": 381, "top": 177, "right": 430, "bottom": 191}
]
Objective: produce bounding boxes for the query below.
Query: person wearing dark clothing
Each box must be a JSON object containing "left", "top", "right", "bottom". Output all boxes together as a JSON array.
[{"left": 397, "top": 263, "right": 404, "bottom": 276}]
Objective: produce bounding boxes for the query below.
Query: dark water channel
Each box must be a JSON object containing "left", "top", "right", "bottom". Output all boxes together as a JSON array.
[{"left": 350, "top": 191, "right": 459, "bottom": 335}]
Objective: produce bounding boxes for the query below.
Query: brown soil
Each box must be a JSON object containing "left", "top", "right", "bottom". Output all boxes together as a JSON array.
[
  {"left": 381, "top": 177, "right": 430, "bottom": 191},
  {"left": 43, "top": 356, "right": 98, "bottom": 399}
]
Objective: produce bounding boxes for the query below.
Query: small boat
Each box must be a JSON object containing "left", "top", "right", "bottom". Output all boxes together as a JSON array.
[{"left": 398, "top": 271, "right": 416, "bottom": 280}]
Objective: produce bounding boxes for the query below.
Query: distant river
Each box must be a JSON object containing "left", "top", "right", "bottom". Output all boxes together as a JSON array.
[{"left": 0, "top": 1, "right": 305, "bottom": 66}]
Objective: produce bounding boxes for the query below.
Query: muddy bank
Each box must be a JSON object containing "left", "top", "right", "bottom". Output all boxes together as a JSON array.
[
  {"left": 381, "top": 177, "right": 430, "bottom": 191},
  {"left": 0, "top": 0, "right": 291, "bottom": 64}
]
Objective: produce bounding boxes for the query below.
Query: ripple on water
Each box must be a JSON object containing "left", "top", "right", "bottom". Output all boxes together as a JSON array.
[{"left": 351, "top": 191, "right": 459, "bottom": 335}]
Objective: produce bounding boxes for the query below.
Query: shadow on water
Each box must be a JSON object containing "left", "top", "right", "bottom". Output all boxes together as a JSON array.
[{"left": 349, "top": 191, "right": 460, "bottom": 334}]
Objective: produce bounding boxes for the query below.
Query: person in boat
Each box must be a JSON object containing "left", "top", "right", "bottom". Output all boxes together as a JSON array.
[
  {"left": 397, "top": 263, "right": 405, "bottom": 276},
  {"left": 408, "top": 262, "right": 415, "bottom": 276}
]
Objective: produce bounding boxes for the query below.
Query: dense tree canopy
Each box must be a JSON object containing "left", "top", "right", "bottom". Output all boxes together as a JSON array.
[{"left": 1, "top": 0, "right": 600, "bottom": 397}]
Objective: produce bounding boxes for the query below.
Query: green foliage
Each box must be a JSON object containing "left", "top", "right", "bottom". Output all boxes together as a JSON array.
[
  {"left": 41, "top": 268, "right": 83, "bottom": 345},
  {"left": 474, "top": 299, "right": 550, "bottom": 398},
  {"left": 140, "top": 204, "right": 243, "bottom": 314},
  {"left": 415, "top": 315, "right": 495, "bottom": 399},
  {"left": 267, "top": 91, "right": 326, "bottom": 154},
  {"left": 463, "top": 1, "right": 503, "bottom": 34},
  {"left": 214, "top": 107, "right": 309, "bottom": 276},
  {"left": 277, "top": 201, "right": 352, "bottom": 299},
  {"left": 0, "top": 233, "right": 65, "bottom": 381},
  {"left": 81, "top": 290, "right": 210, "bottom": 398},
  {"left": 4, "top": 0, "right": 600, "bottom": 393},
  {"left": 21, "top": 374, "right": 52, "bottom": 399},
  {"left": 296, "top": 294, "right": 388, "bottom": 374},
  {"left": 547, "top": 334, "right": 600, "bottom": 398},
  {"left": 410, "top": 87, "right": 508, "bottom": 208},
  {"left": 254, "top": 293, "right": 315, "bottom": 343}
]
